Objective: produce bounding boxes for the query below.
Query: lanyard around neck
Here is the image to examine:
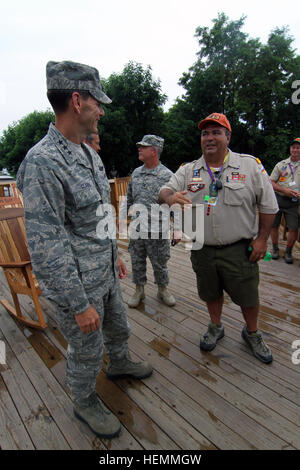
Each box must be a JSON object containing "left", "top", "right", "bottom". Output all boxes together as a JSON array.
[
  {"left": 205, "top": 161, "right": 222, "bottom": 183},
  {"left": 288, "top": 162, "right": 299, "bottom": 178}
]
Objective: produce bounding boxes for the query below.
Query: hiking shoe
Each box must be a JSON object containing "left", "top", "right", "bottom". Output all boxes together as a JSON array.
[
  {"left": 128, "top": 285, "right": 145, "bottom": 308},
  {"left": 106, "top": 355, "right": 153, "bottom": 380},
  {"left": 283, "top": 248, "right": 293, "bottom": 264},
  {"left": 272, "top": 245, "right": 279, "bottom": 260},
  {"left": 200, "top": 323, "right": 225, "bottom": 351},
  {"left": 74, "top": 392, "right": 121, "bottom": 438},
  {"left": 157, "top": 286, "right": 176, "bottom": 306},
  {"left": 241, "top": 326, "right": 273, "bottom": 364}
]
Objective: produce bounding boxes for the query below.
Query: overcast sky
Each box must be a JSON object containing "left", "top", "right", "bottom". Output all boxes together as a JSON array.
[{"left": 0, "top": 0, "right": 299, "bottom": 137}]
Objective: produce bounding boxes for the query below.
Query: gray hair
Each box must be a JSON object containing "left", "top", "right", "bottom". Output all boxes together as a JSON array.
[
  {"left": 156, "top": 146, "right": 163, "bottom": 159},
  {"left": 86, "top": 133, "right": 97, "bottom": 143}
]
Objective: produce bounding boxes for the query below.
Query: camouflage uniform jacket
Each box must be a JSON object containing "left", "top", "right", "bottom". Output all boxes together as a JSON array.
[
  {"left": 17, "top": 123, "right": 118, "bottom": 316},
  {"left": 125, "top": 162, "right": 173, "bottom": 234}
]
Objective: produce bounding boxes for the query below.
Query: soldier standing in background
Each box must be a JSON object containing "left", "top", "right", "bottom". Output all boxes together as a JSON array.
[
  {"left": 16, "top": 60, "right": 152, "bottom": 439},
  {"left": 84, "top": 132, "right": 101, "bottom": 153},
  {"left": 123, "top": 135, "right": 176, "bottom": 308}
]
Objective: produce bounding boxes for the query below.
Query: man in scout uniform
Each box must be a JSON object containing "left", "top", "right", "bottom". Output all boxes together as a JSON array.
[
  {"left": 158, "top": 113, "right": 278, "bottom": 364},
  {"left": 123, "top": 135, "right": 176, "bottom": 308},
  {"left": 270, "top": 137, "right": 300, "bottom": 263},
  {"left": 16, "top": 60, "right": 152, "bottom": 439}
]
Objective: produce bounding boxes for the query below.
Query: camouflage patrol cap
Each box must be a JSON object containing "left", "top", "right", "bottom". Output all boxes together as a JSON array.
[
  {"left": 136, "top": 135, "right": 164, "bottom": 150},
  {"left": 46, "top": 60, "right": 112, "bottom": 104}
]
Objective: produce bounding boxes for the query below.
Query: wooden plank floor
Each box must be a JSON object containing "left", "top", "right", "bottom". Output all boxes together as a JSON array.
[{"left": 0, "top": 236, "right": 299, "bottom": 450}]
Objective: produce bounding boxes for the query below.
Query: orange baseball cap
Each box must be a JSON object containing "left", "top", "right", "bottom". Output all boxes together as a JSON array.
[{"left": 198, "top": 113, "right": 232, "bottom": 132}]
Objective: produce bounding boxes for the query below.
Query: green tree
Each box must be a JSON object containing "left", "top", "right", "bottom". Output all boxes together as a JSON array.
[
  {"left": 99, "top": 61, "right": 167, "bottom": 176},
  {"left": 0, "top": 110, "right": 54, "bottom": 175},
  {"left": 164, "top": 13, "right": 300, "bottom": 173}
]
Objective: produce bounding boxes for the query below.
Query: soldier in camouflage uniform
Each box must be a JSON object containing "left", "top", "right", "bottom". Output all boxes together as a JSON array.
[
  {"left": 122, "top": 135, "right": 176, "bottom": 308},
  {"left": 16, "top": 60, "right": 152, "bottom": 439}
]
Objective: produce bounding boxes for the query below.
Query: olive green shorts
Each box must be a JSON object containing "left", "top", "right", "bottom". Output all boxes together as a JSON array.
[
  {"left": 190, "top": 239, "right": 259, "bottom": 307},
  {"left": 273, "top": 195, "right": 299, "bottom": 231}
]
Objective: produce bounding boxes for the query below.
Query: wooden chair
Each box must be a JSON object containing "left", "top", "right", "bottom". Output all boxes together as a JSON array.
[
  {"left": 0, "top": 181, "right": 23, "bottom": 209},
  {"left": 0, "top": 196, "right": 23, "bottom": 208},
  {"left": 0, "top": 207, "right": 47, "bottom": 330},
  {"left": 113, "top": 176, "right": 131, "bottom": 227}
]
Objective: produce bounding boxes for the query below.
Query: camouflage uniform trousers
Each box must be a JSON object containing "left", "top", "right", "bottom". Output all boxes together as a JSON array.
[
  {"left": 128, "top": 238, "right": 170, "bottom": 286},
  {"left": 55, "top": 277, "right": 130, "bottom": 408}
]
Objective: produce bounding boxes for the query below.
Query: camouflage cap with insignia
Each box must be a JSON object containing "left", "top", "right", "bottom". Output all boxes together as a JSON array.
[
  {"left": 136, "top": 135, "right": 164, "bottom": 151},
  {"left": 46, "top": 60, "right": 112, "bottom": 104}
]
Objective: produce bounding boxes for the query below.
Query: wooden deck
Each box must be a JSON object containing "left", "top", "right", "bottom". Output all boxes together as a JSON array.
[{"left": 0, "top": 236, "right": 299, "bottom": 450}]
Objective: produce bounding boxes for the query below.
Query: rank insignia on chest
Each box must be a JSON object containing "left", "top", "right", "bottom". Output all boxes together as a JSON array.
[
  {"left": 188, "top": 182, "right": 205, "bottom": 192},
  {"left": 193, "top": 169, "right": 200, "bottom": 177}
]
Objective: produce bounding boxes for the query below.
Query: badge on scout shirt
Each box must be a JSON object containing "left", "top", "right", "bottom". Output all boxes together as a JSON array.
[
  {"left": 188, "top": 170, "right": 205, "bottom": 192},
  {"left": 256, "top": 157, "right": 267, "bottom": 174},
  {"left": 238, "top": 174, "right": 246, "bottom": 182},
  {"left": 279, "top": 176, "right": 286, "bottom": 182},
  {"left": 188, "top": 181, "right": 205, "bottom": 192},
  {"left": 231, "top": 172, "right": 239, "bottom": 181}
]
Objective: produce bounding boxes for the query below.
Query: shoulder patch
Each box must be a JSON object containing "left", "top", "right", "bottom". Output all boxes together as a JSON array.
[{"left": 240, "top": 154, "right": 267, "bottom": 174}]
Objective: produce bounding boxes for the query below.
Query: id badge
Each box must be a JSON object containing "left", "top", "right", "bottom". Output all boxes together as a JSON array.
[
  {"left": 204, "top": 196, "right": 218, "bottom": 206},
  {"left": 209, "top": 182, "right": 218, "bottom": 197},
  {"left": 205, "top": 182, "right": 218, "bottom": 205}
]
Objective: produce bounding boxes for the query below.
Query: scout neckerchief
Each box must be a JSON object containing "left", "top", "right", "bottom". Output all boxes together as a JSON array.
[{"left": 204, "top": 152, "right": 229, "bottom": 215}]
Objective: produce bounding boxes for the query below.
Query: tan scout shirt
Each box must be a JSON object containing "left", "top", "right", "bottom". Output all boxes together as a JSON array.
[
  {"left": 270, "top": 157, "right": 300, "bottom": 196},
  {"left": 160, "top": 149, "right": 278, "bottom": 246}
]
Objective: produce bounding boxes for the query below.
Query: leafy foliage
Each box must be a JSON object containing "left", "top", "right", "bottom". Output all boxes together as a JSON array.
[
  {"left": 0, "top": 16, "right": 299, "bottom": 177},
  {"left": 163, "top": 13, "right": 300, "bottom": 173},
  {"left": 99, "top": 61, "right": 167, "bottom": 176},
  {"left": 0, "top": 110, "right": 54, "bottom": 176}
]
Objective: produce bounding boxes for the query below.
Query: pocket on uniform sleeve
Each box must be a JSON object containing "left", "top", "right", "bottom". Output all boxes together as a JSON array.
[{"left": 224, "top": 182, "right": 245, "bottom": 206}]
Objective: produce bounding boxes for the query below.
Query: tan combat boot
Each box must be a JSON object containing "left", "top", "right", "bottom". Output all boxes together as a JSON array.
[
  {"left": 127, "top": 285, "right": 145, "bottom": 308},
  {"left": 73, "top": 392, "right": 121, "bottom": 438},
  {"left": 157, "top": 286, "right": 176, "bottom": 306}
]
